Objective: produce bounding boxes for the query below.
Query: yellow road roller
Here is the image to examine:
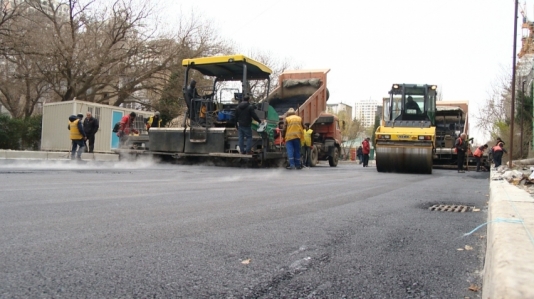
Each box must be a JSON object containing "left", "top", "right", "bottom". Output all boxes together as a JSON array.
[{"left": 375, "top": 84, "right": 437, "bottom": 174}]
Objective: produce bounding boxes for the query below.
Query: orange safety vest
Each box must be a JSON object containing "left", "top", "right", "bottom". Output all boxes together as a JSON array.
[
  {"left": 275, "top": 128, "right": 284, "bottom": 145},
  {"left": 492, "top": 145, "right": 503, "bottom": 152},
  {"left": 473, "top": 146, "right": 484, "bottom": 157}
]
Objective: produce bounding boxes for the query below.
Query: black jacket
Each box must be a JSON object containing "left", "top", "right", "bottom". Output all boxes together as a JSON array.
[
  {"left": 235, "top": 101, "right": 260, "bottom": 127},
  {"left": 83, "top": 117, "right": 99, "bottom": 136}
]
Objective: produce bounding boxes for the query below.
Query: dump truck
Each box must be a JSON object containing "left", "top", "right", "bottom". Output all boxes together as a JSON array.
[
  {"left": 121, "top": 54, "right": 339, "bottom": 167},
  {"left": 375, "top": 83, "right": 438, "bottom": 174},
  {"left": 264, "top": 69, "right": 343, "bottom": 167}
]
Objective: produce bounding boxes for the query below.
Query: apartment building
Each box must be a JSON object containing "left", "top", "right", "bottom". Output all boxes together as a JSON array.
[{"left": 354, "top": 99, "right": 378, "bottom": 127}]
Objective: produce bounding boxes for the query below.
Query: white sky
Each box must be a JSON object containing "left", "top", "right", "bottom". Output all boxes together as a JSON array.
[{"left": 159, "top": 0, "right": 527, "bottom": 143}]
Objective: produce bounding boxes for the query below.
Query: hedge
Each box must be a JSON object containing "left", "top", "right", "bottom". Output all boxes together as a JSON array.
[{"left": 0, "top": 114, "right": 42, "bottom": 150}]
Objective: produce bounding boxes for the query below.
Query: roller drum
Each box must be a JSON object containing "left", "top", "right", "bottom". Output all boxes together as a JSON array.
[{"left": 376, "top": 144, "right": 433, "bottom": 174}]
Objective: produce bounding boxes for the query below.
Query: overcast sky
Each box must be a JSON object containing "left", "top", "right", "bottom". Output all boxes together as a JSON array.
[{"left": 159, "top": 0, "right": 526, "bottom": 142}]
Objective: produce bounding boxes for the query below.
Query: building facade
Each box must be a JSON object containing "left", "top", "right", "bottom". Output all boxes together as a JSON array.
[
  {"left": 326, "top": 103, "right": 352, "bottom": 120},
  {"left": 354, "top": 99, "right": 378, "bottom": 128}
]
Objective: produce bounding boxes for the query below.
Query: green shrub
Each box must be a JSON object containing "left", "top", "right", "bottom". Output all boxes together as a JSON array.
[{"left": 0, "top": 115, "right": 42, "bottom": 150}]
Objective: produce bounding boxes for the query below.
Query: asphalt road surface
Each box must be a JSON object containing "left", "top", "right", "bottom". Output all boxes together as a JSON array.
[{"left": 0, "top": 160, "right": 490, "bottom": 298}]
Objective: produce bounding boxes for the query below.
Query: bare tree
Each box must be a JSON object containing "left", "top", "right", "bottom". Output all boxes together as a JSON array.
[
  {"left": 0, "top": 0, "right": 23, "bottom": 39},
  {"left": 475, "top": 65, "right": 512, "bottom": 142},
  {"left": 0, "top": 0, "right": 233, "bottom": 118},
  {"left": 0, "top": 52, "right": 50, "bottom": 118}
]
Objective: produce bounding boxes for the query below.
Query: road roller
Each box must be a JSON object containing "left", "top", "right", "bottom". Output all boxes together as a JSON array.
[{"left": 375, "top": 84, "right": 437, "bottom": 174}]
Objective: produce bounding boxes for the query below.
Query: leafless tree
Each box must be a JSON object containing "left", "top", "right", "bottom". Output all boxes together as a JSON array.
[
  {"left": 0, "top": 0, "right": 233, "bottom": 118},
  {"left": 475, "top": 65, "right": 512, "bottom": 142}
]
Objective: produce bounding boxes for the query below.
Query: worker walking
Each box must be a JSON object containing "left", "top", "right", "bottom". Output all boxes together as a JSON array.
[
  {"left": 83, "top": 111, "right": 99, "bottom": 153},
  {"left": 455, "top": 133, "right": 468, "bottom": 173},
  {"left": 68, "top": 114, "right": 87, "bottom": 160},
  {"left": 302, "top": 123, "right": 313, "bottom": 168},
  {"left": 283, "top": 108, "right": 304, "bottom": 170},
  {"left": 473, "top": 144, "right": 488, "bottom": 172},
  {"left": 491, "top": 141, "right": 507, "bottom": 168},
  {"left": 357, "top": 146, "right": 363, "bottom": 164},
  {"left": 362, "top": 138, "right": 371, "bottom": 167}
]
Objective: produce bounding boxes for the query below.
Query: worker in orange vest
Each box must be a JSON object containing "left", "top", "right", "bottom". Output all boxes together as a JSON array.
[
  {"left": 491, "top": 141, "right": 507, "bottom": 168},
  {"left": 274, "top": 122, "right": 285, "bottom": 147},
  {"left": 473, "top": 144, "right": 488, "bottom": 172}
]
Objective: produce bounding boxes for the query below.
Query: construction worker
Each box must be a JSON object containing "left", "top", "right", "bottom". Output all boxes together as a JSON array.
[
  {"left": 117, "top": 112, "right": 139, "bottom": 148},
  {"left": 199, "top": 104, "right": 207, "bottom": 125},
  {"left": 473, "top": 144, "right": 489, "bottom": 172},
  {"left": 362, "top": 137, "right": 371, "bottom": 167},
  {"left": 302, "top": 123, "right": 313, "bottom": 168},
  {"left": 146, "top": 111, "right": 161, "bottom": 131},
  {"left": 274, "top": 122, "right": 285, "bottom": 148},
  {"left": 455, "top": 133, "right": 468, "bottom": 173},
  {"left": 491, "top": 141, "right": 507, "bottom": 168},
  {"left": 235, "top": 95, "right": 263, "bottom": 154},
  {"left": 68, "top": 114, "right": 87, "bottom": 160},
  {"left": 283, "top": 108, "right": 304, "bottom": 169}
]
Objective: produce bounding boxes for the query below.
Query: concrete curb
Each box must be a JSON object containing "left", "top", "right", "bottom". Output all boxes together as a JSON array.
[
  {"left": 483, "top": 179, "right": 534, "bottom": 299},
  {"left": 0, "top": 150, "right": 119, "bottom": 162}
]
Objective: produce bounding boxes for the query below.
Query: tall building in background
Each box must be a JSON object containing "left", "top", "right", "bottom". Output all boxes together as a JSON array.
[
  {"left": 354, "top": 99, "right": 378, "bottom": 127},
  {"left": 326, "top": 102, "right": 352, "bottom": 119}
]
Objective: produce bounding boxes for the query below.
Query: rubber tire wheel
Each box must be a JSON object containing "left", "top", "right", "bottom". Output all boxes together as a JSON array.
[
  {"left": 328, "top": 147, "right": 339, "bottom": 167},
  {"left": 310, "top": 147, "right": 318, "bottom": 167}
]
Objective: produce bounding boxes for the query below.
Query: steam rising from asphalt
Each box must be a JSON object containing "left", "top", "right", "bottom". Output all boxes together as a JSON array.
[{"left": 0, "top": 156, "right": 157, "bottom": 170}]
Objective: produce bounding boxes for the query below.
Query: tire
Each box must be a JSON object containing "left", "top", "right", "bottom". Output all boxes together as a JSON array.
[
  {"left": 310, "top": 147, "right": 318, "bottom": 167},
  {"left": 328, "top": 147, "right": 339, "bottom": 167}
]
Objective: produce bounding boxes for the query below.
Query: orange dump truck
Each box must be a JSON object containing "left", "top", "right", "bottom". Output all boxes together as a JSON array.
[{"left": 264, "top": 69, "right": 343, "bottom": 167}]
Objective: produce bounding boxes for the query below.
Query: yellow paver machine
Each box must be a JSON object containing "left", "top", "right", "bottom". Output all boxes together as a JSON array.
[{"left": 375, "top": 83, "right": 437, "bottom": 174}]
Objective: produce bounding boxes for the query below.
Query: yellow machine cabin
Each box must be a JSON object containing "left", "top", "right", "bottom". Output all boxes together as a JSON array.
[{"left": 375, "top": 84, "right": 437, "bottom": 174}]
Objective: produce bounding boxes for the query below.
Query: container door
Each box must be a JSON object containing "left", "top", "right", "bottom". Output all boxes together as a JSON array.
[{"left": 111, "top": 111, "right": 123, "bottom": 149}]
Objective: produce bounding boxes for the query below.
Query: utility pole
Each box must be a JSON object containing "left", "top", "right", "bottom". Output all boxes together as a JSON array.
[
  {"left": 521, "top": 80, "right": 525, "bottom": 159},
  {"left": 511, "top": 0, "right": 518, "bottom": 168}
]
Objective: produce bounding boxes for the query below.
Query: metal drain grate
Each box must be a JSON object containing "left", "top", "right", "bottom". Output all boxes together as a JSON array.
[{"left": 428, "top": 204, "right": 473, "bottom": 212}]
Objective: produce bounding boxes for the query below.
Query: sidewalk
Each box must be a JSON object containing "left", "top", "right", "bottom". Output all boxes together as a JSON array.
[
  {"left": 0, "top": 150, "right": 119, "bottom": 162},
  {"left": 483, "top": 175, "right": 534, "bottom": 299}
]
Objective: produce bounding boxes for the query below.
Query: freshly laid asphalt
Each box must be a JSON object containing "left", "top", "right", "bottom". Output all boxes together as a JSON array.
[{"left": 0, "top": 158, "right": 492, "bottom": 298}]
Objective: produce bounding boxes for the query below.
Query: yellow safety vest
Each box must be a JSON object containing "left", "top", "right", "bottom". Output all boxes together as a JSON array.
[
  {"left": 69, "top": 119, "right": 83, "bottom": 140},
  {"left": 149, "top": 116, "right": 161, "bottom": 128},
  {"left": 303, "top": 129, "right": 313, "bottom": 146},
  {"left": 285, "top": 115, "right": 304, "bottom": 141}
]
